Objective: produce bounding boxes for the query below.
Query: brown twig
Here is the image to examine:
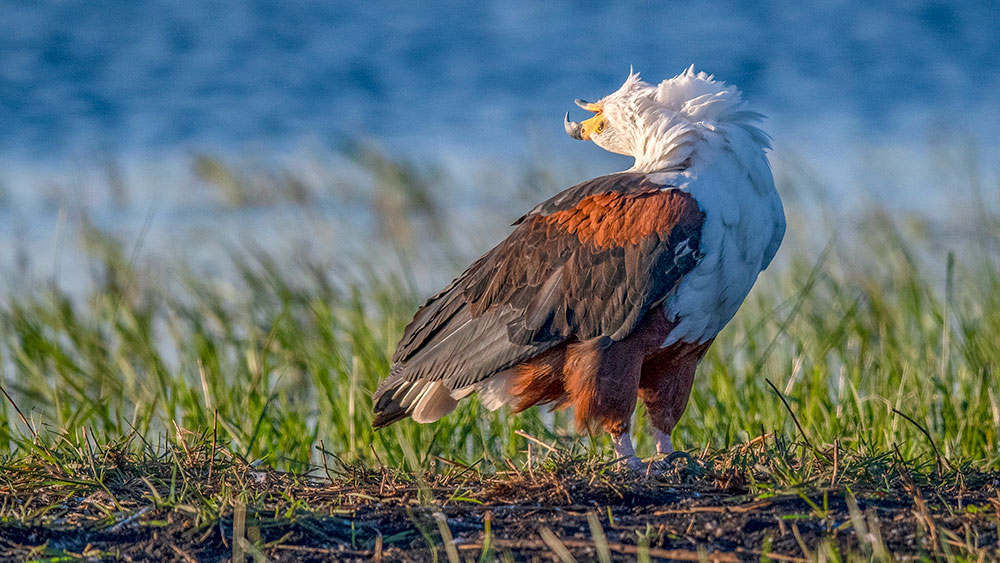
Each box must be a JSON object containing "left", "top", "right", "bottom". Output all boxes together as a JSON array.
[
  {"left": 273, "top": 544, "right": 373, "bottom": 556},
  {"left": 172, "top": 419, "right": 193, "bottom": 465},
  {"left": 504, "top": 458, "right": 523, "bottom": 478},
  {"left": 893, "top": 443, "right": 939, "bottom": 546},
  {"left": 209, "top": 409, "right": 218, "bottom": 480},
  {"left": 170, "top": 544, "right": 198, "bottom": 563},
  {"left": 515, "top": 430, "right": 557, "bottom": 453},
  {"left": 831, "top": 438, "right": 840, "bottom": 486},
  {"left": 319, "top": 440, "right": 333, "bottom": 483},
  {"left": 456, "top": 537, "right": 744, "bottom": 562},
  {"left": 653, "top": 499, "right": 773, "bottom": 515},
  {"left": 790, "top": 522, "right": 812, "bottom": 560}
]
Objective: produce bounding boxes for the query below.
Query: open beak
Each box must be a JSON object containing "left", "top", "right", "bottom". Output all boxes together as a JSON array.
[
  {"left": 564, "top": 113, "right": 584, "bottom": 140},
  {"left": 564, "top": 99, "right": 604, "bottom": 141}
]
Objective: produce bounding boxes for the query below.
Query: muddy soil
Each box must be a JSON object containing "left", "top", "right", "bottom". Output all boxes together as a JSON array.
[{"left": 1, "top": 462, "right": 997, "bottom": 562}]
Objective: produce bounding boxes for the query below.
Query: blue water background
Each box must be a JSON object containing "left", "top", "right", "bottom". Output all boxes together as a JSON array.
[
  {"left": 0, "top": 1, "right": 998, "bottom": 289},
  {"left": 4, "top": 1, "right": 999, "bottom": 156}
]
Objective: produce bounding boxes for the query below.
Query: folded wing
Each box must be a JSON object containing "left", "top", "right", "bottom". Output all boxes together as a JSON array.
[{"left": 373, "top": 172, "right": 705, "bottom": 427}]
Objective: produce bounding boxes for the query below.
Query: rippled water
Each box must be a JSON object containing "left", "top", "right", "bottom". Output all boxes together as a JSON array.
[
  {"left": 4, "top": 1, "right": 999, "bottom": 155},
  {"left": 1, "top": 1, "right": 998, "bottom": 288}
]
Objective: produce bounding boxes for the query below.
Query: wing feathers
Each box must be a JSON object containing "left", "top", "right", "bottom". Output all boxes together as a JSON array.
[{"left": 373, "top": 172, "right": 705, "bottom": 426}]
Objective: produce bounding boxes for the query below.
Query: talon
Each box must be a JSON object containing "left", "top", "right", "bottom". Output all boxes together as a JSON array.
[{"left": 616, "top": 455, "right": 645, "bottom": 473}]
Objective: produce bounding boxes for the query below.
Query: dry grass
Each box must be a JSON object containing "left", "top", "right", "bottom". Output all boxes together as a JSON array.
[{"left": 0, "top": 430, "right": 996, "bottom": 562}]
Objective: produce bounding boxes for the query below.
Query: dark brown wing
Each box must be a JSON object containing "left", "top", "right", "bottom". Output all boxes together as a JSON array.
[{"left": 373, "top": 172, "right": 705, "bottom": 427}]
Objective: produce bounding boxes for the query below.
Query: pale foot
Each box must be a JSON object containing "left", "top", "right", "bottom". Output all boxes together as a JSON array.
[
  {"left": 654, "top": 429, "right": 674, "bottom": 455},
  {"left": 611, "top": 433, "right": 644, "bottom": 472},
  {"left": 615, "top": 455, "right": 647, "bottom": 472},
  {"left": 618, "top": 456, "right": 675, "bottom": 477},
  {"left": 645, "top": 451, "right": 704, "bottom": 480},
  {"left": 611, "top": 432, "right": 690, "bottom": 476},
  {"left": 612, "top": 433, "right": 662, "bottom": 474},
  {"left": 637, "top": 430, "right": 682, "bottom": 477}
]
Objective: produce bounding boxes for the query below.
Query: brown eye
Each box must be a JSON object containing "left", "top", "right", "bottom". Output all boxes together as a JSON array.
[{"left": 597, "top": 120, "right": 605, "bottom": 133}]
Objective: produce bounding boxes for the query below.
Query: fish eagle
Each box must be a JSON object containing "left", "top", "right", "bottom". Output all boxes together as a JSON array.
[{"left": 372, "top": 67, "right": 785, "bottom": 469}]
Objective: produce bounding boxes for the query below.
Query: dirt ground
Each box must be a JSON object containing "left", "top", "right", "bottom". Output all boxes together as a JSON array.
[{"left": 1, "top": 450, "right": 998, "bottom": 562}]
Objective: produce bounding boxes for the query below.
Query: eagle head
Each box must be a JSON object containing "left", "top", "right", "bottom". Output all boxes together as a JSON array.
[
  {"left": 563, "top": 69, "right": 648, "bottom": 155},
  {"left": 565, "top": 66, "right": 764, "bottom": 172}
]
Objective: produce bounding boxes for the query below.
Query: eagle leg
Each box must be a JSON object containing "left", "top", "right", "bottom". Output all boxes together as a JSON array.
[
  {"left": 654, "top": 429, "right": 674, "bottom": 455},
  {"left": 638, "top": 338, "right": 715, "bottom": 455},
  {"left": 564, "top": 336, "right": 642, "bottom": 436},
  {"left": 611, "top": 432, "right": 644, "bottom": 471}
]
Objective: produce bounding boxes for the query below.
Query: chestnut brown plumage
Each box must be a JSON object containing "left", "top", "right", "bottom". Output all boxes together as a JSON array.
[
  {"left": 373, "top": 173, "right": 704, "bottom": 431},
  {"left": 372, "top": 68, "right": 786, "bottom": 469}
]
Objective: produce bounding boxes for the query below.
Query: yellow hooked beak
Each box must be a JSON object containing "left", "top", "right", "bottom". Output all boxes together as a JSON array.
[{"left": 564, "top": 99, "right": 606, "bottom": 141}]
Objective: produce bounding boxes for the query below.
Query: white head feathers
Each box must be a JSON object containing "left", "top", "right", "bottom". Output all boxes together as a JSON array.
[{"left": 566, "top": 66, "right": 771, "bottom": 173}]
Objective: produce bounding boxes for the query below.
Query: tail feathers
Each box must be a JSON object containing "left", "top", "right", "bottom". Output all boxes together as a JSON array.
[
  {"left": 372, "top": 389, "right": 410, "bottom": 429},
  {"left": 476, "top": 369, "right": 516, "bottom": 411},
  {"left": 372, "top": 377, "right": 459, "bottom": 429}
]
